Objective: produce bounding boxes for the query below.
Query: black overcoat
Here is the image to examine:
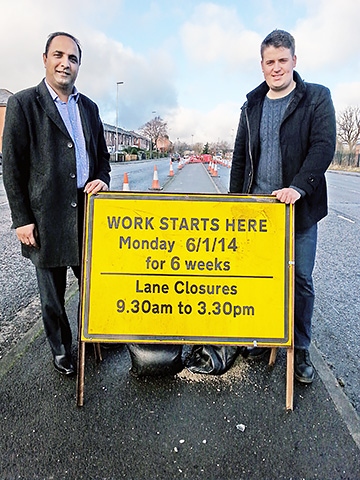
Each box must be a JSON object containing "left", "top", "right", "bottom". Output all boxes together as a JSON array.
[
  {"left": 229, "top": 71, "right": 336, "bottom": 230},
  {"left": 3, "top": 79, "right": 111, "bottom": 268}
]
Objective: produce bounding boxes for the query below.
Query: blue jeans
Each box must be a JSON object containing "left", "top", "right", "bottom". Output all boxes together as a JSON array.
[{"left": 294, "top": 223, "right": 318, "bottom": 349}]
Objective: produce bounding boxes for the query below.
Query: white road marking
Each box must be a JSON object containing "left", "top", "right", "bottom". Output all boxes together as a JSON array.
[{"left": 337, "top": 215, "right": 355, "bottom": 223}]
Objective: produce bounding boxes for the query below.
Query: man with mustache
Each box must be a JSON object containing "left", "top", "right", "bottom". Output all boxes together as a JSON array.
[{"left": 3, "top": 32, "right": 110, "bottom": 376}]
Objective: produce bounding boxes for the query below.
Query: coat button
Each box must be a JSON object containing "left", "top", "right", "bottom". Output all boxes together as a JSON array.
[
  {"left": 70, "top": 173, "right": 76, "bottom": 178},
  {"left": 67, "top": 142, "right": 73, "bottom": 148},
  {"left": 71, "top": 202, "right": 77, "bottom": 208}
]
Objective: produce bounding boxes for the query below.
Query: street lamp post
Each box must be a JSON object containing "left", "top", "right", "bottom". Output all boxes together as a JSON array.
[{"left": 116, "top": 81, "right": 124, "bottom": 162}]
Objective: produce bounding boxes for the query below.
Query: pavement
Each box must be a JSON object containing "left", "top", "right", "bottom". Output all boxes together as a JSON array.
[{"left": 1, "top": 162, "right": 360, "bottom": 480}]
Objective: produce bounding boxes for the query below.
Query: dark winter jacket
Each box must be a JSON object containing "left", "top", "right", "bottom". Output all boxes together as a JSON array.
[
  {"left": 229, "top": 71, "right": 336, "bottom": 230},
  {"left": 3, "top": 79, "right": 110, "bottom": 267}
]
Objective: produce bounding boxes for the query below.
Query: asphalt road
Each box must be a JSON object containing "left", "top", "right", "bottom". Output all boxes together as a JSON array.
[
  {"left": 312, "top": 170, "right": 360, "bottom": 413},
  {"left": 0, "top": 162, "right": 359, "bottom": 416}
]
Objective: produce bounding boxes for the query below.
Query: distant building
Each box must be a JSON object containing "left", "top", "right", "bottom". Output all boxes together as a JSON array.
[
  {"left": 0, "top": 89, "right": 13, "bottom": 152},
  {"left": 102, "top": 123, "right": 150, "bottom": 152},
  {"left": 156, "top": 135, "right": 173, "bottom": 153}
]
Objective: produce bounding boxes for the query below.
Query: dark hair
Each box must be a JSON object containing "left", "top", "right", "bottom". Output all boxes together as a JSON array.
[
  {"left": 261, "top": 29, "right": 295, "bottom": 58},
  {"left": 44, "top": 32, "right": 82, "bottom": 64}
]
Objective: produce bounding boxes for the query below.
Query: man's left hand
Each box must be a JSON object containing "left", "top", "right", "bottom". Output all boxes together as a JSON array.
[
  {"left": 271, "top": 187, "right": 301, "bottom": 204},
  {"left": 84, "top": 180, "right": 109, "bottom": 195}
]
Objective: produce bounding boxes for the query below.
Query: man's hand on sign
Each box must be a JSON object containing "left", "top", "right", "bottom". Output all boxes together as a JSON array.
[
  {"left": 272, "top": 187, "right": 301, "bottom": 205},
  {"left": 84, "top": 179, "right": 109, "bottom": 195}
]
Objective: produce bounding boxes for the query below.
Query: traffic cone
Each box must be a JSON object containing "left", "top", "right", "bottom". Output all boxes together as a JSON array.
[
  {"left": 168, "top": 160, "right": 174, "bottom": 177},
  {"left": 149, "top": 165, "right": 163, "bottom": 190},
  {"left": 122, "top": 172, "right": 130, "bottom": 191},
  {"left": 211, "top": 162, "right": 219, "bottom": 177},
  {"left": 209, "top": 161, "right": 214, "bottom": 175}
]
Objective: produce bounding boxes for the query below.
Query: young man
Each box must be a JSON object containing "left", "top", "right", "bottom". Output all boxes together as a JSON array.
[
  {"left": 229, "top": 29, "right": 336, "bottom": 383},
  {"left": 3, "top": 32, "right": 110, "bottom": 376}
]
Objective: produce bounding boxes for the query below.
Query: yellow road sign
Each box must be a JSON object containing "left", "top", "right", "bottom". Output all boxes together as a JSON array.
[{"left": 80, "top": 192, "right": 294, "bottom": 345}]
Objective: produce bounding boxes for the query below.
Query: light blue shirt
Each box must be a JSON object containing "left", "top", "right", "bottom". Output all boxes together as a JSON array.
[{"left": 45, "top": 81, "right": 89, "bottom": 188}]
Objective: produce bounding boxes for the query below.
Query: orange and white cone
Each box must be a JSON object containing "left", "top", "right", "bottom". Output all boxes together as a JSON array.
[
  {"left": 209, "top": 161, "right": 214, "bottom": 175},
  {"left": 211, "top": 162, "right": 218, "bottom": 177},
  {"left": 168, "top": 160, "right": 174, "bottom": 177},
  {"left": 149, "top": 165, "right": 163, "bottom": 190},
  {"left": 123, "top": 172, "right": 130, "bottom": 191}
]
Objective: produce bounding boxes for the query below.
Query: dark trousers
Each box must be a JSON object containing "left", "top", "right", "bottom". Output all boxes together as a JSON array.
[
  {"left": 36, "top": 266, "right": 81, "bottom": 357},
  {"left": 294, "top": 223, "right": 318, "bottom": 349},
  {"left": 35, "top": 189, "right": 85, "bottom": 357}
]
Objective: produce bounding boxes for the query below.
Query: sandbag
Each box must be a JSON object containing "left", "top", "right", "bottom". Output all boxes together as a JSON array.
[
  {"left": 183, "top": 345, "right": 240, "bottom": 375},
  {"left": 127, "top": 344, "right": 183, "bottom": 377}
]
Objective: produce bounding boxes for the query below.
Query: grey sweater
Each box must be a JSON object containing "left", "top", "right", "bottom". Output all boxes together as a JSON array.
[{"left": 252, "top": 91, "right": 295, "bottom": 194}]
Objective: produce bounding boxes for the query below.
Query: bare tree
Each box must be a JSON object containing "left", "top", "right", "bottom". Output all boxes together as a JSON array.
[
  {"left": 173, "top": 141, "right": 189, "bottom": 156},
  {"left": 209, "top": 140, "right": 232, "bottom": 155},
  {"left": 337, "top": 107, "right": 360, "bottom": 165},
  {"left": 139, "top": 116, "right": 168, "bottom": 151}
]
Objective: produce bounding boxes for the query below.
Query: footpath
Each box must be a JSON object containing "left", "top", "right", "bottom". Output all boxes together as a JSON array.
[{"left": 0, "top": 162, "right": 359, "bottom": 480}]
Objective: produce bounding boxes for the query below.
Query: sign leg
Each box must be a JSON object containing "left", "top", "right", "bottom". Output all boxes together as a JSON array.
[
  {"left": 76, "top": 340, "right": 86, "bottom": 407},
  {"left": 286, "top": 346, "right": 294, "bottom": 410},
  {"left": 93, "top": 343, "right": 103, "bottom": 363},
  {"left": 269, "top": 347, "right": 277, "bottom": 366}
]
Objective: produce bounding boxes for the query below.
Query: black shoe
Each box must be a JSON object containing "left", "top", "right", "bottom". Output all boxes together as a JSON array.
[
  {"left": 294, "top": 348, "right": 314, "bottom": 384},
  {"left": 246, "top": 347, "right": 270, "bottom": 359},
  {"left": 53, "top": 355, "right": 76, "bottom": 376}
]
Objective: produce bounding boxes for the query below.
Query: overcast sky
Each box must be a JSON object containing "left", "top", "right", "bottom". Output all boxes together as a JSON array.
[{"left": 1, "top": 0, "right": 360, "bottom": 145}]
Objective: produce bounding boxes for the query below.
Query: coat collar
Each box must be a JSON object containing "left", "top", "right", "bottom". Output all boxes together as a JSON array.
[
  {"left": 35, "top": 79, "right": 92, "bottom": 149},
  {"left": 77, "top": 95, "right": 92, "bottom": 149},
  {"left": 35, "top": 79, "right": 73, "bottom": 139}
]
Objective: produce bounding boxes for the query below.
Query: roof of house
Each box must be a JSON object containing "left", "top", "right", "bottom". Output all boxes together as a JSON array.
[
  {"left": 0, "top": 89, "right": 13, "bottom": 106},
  {"left": 103, "top": 123, "right": 149, "bottom": 141}
]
